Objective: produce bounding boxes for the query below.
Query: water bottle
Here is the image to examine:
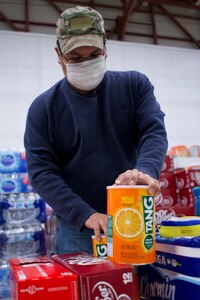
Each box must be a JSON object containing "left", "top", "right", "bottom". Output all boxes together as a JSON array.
[{"left": 0, "top": 262, "right": 10, "bottom": 299}]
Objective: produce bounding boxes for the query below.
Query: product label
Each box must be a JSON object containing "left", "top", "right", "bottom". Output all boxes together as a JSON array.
[
  {"left": 142, "top": 196, "right": 154, "bottom": 249},
  {"left": 138, "top": 264, "right": 200, "bottom": 300},
  {"left": 1, "top": 154, "right": 14, "bottom": 166},
  {"left": 62, "top": 255, "right": 107, "bottom": 266},
  {"left": 96, "top": 244, "right": 107, "bottom": 258},
  {"left": 92, "top": 281, "right": 131, "bottom": 300},
  {"left": 155, "top": 250, "right": 200, "bottom": 278}
]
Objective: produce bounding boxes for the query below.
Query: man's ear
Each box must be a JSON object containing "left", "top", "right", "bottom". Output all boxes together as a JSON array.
[
  {"left": 55, "top": 47, "right": 67, "bottom": 76},
  {"left": 55, "top": 47, "right": 62, "bottom": 65},
  {"left": 104, "top": 48, "right": 108, "bottom": 59}
]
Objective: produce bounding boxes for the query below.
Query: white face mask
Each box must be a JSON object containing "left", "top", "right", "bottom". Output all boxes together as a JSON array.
[{"left": 66, "top": 56, "right": 106, "bottom": 91}]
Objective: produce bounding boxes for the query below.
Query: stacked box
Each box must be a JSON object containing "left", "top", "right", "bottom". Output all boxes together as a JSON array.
[
  {"left": 52, "top": 252, "right": 140, "bottom": 300},
  {"left": 174, "top": 166, "right": 200, "bottom": 207},
  {"left": 155, "top": 206, "right": 195, "bottom": 225},
  {"left": 157, "top": 155, "right": 180, "bottom": 211},
  {"left": 157, "top": 172, "right": 179, "bottom": 207},
  {"left": 10, "top": 253, "right": 140, "bottom": 300},
  {"left": 9, "top": 256, "right": 79, "bottom": 300},
  {"left": 156, "top": 152, "right": 198, "bottom": 225}
]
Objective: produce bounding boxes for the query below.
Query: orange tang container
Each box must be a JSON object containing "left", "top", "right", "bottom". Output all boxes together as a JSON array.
[{"left": 107, "top": 185, "right": 155, "bottom": 265}]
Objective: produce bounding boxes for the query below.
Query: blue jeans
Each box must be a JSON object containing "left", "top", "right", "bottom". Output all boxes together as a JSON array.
[{"left": 56, "top": 216, "right": 94, "bottom": 254}]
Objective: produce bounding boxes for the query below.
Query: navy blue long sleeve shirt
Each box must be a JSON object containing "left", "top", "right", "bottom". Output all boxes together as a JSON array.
[{"left": 24, "top": 70, "right": 168, "bottom": 230}]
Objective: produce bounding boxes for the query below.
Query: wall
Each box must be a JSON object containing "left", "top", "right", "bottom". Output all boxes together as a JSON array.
[
  {"left": 0, "top": 30, "right": 200, "bottom": 149},
  {"left": 107, "top": 40, "right": 200, "bottom": 148}
]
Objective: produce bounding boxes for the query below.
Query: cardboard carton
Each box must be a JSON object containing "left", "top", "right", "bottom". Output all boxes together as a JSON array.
[
  {"left": 52, "top": 252, "right": 139, "bottom": 300},
  {"left": 9, "top": 256, "right": 79, "bottom": 300},
  {"left": 179, "top": 188, "right": 194, "bottom": 207},
  {"left": 174, "top": 167, "right": 200, "bottom": 190},
  {"left": 155, "top": 189, "right": 180, "bottom": 207},
  {"left": 159, "top": 172, "right": 177, "bottom": 191},
  {"left": 155, "top": 205, "right": 194, "bottom": 225},
  {"left": 161, "top": 155, "right": 175, "bottom": 173}
]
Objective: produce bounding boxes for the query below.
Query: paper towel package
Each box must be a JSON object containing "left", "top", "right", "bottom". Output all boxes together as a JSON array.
[{"left": 137, "top": 236, "right": 200, "bottom": 300}]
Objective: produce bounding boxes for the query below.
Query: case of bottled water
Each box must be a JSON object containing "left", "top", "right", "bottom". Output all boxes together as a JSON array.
[
  {"left": 0, "top": 193, "right": 46, "bottom": 225},
  {"left": 0, "top": 149, "right": 26, "bottom": 173}
]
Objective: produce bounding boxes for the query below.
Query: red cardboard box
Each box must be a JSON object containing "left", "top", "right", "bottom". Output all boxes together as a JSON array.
[
  {"left": 52, "top": 252, "right": 139, "bottom": 300},
  {"left": 155, "top": 188, "right": 180, "bottom": 207},
  {"left": 9, "top": 256, "right": 79, "bottom": 300},
  {"left": 187, "top": 166, "right": 200, "bottom": 187},
  {"left": 179, "top": 188, "right": 195, "bottom": 207},
  {"left": 159, "top": 172, "right": 177, "bottom": 191},
  {"left": 155, "top": 205, "right": 195, "bottom": 225},
  {"left": 161, "top": 155, "right": 175, "bottom": 172},
  {"left": 174, "top": 167, "right": 200, "bottom": 190},
  {"left": 174, "top": 168, "right": 190, "bottom": 190}
]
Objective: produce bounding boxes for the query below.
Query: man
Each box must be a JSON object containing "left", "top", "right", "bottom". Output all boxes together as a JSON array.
[{"left": 24, "top": 6, "right": 168, "bottom": 254}]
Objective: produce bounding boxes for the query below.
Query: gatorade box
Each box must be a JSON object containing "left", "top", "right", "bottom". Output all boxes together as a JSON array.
[
  {"left": 137, "top": 235, "right": 200, "bottom": 300},
  {"left": 52, "top": 252, "right": 139, "bottom": 300},
  {"left": 9, "top": 256, "right": 79, "bottom": 300}
]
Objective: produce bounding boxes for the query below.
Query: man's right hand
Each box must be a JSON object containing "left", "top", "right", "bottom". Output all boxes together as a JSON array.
[{"left": 84, "top": 212, "right": 107, "bottom": 242}]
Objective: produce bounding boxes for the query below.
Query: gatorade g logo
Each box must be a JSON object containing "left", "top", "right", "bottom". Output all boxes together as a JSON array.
[
  {"left": 96, "top": 243, "right": 107, "bottom": 257},
  {"left": 142, "top": 196, "right": 154, "bottom": 250}
]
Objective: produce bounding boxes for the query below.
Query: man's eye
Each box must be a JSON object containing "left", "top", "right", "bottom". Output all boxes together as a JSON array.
[
  {"left": 65, "top": 57, "right": 81, "bottom": 61},
  {"left": 91, "top": 54, "right": 99, "bottom": 58},
  {"left": 65, "top": 53, "right": 102, "bottom": 63},
  {"left": 72, "top": 57, "right": 81, "bottom": 61}
]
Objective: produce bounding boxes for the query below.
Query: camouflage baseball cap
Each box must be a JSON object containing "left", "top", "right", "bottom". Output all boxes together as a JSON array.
[{"left": 56, "top": 6, "right": 105, "bottom": 55}]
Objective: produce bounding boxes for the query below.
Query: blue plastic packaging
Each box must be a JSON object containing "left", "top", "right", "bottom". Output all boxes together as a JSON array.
[
  {"left": 0, "top": 224, "right": 46, "bottom": 260},
  {"left": 137, "top": 235, "right": 200, "bottom": 300},
  {"left": 0, "top": 262, "right": 10, "bottom": 299},
  {"left": 0, "top": 149, "right": 26, "bottom": 173},
  {"left": 0, "top": 173, "right": 33, "bottom": 194},
  {"left": 0, "top": 193, "right": 46, "bottom": 225}
]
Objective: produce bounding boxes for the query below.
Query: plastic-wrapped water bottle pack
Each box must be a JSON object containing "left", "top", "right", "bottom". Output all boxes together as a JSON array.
[
  {"left": 0, "top": 224, "right": 46, "bottom": 260},
  {"left": 0, "top": 149, "right": 26, "bottom": 173},
  {"left": 0, "top": 173, "right": 34, "bottom": 194},
  {"left": 0, "top": 149, "right": 48, "bottom": 300},
  {"left": 0, "top": 192, "right": 46, "bottom": 225},
  {"left": 0, "top": 261, "right": 10, "bottom": 300}
]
